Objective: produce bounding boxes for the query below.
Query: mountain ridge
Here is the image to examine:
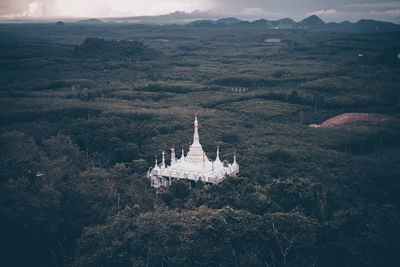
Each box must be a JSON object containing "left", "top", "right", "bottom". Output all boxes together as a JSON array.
[
  {"left": 186, "top": 15, "right": 400, "bottom": 32},
  {"left": 96, "top": 12, "right": 399, "bottom": 32}
]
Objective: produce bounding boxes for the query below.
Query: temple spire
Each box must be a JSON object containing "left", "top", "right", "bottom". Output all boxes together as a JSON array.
[
  {"left": 181, "top": 147, "right": 185, "bottom": 159},
  {"left": 214, "top": 145, "right": 222, "bottom": 166},
  {"left": 233, "top": 151, "right": 237, "bottom": 164},
  {"left": 171, "top": 148, "right": 175, "bottom": 163},
  {"left": 154, "top": 156, "right": 158, "bottom": 167},
  {"left": 162, "top": 151, "right": 165, "bottom": 167},
  {"left": 193, "top": 113, "right": 200, "bottom": 145}
]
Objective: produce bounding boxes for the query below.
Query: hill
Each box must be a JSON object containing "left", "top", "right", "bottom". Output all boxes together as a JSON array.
[
  {"left": 296, "top": 15, "right": 326, "bottom": 29},
  {"left": 189, "top": 17, "right": 243, "bottom": 26},
  {"left": 188, "top": 15, "right": 399, "bottom": 32},
  {"left": 251, "top": 18, "right": 296, "bottom": 29},
  {"left": 216, "top": 17, "right": 243, "bottom": 25},
  {"left": 188, "top": 19, "right": 215, "bottom": 26},
  {"left": 350, "top": 19, "right": 400, "bottom": 32},
  {"left": 77, "top": 18, "right": 104, "bottom": 24}
]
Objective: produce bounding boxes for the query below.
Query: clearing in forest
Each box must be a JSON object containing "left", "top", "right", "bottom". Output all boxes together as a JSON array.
[{"left": 310, "top": 113, "right": 390, "bottom": 128}]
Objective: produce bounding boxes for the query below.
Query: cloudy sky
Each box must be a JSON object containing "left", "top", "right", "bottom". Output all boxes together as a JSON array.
[{"left": 1, "top": 0, "right": 399, "bottom": 23}]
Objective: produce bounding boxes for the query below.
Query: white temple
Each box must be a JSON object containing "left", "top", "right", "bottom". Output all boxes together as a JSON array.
[{"left": 148, "top": 114, "right": 239, "bottom": 188}]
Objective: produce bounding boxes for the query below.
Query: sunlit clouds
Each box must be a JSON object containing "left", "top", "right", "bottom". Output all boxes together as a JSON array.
[
  {"left": 52, "top": 0, "right": 213, "bottom": 17},
  {"left": 0, "top": 0, "right": 399, "bottom": 23},
  {"left": 0, "top": 0, "right": 214, "bottom": 18},
  {"left": 308, "top": 1, "right": 400, "bottom": 22}
]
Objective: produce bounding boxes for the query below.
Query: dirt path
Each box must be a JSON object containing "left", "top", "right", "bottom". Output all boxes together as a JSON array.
[{"left": 310, "top": 113, "right": 390, "bottom": 128}]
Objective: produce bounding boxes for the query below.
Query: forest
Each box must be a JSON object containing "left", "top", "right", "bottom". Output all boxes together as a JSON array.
[{"left": 0, "top": 22, "right": 399, "bottom": 266}]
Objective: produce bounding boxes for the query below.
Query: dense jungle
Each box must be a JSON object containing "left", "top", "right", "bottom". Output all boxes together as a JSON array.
[{"left": 0, "top": 22, "right": 399, "bottom": 266}]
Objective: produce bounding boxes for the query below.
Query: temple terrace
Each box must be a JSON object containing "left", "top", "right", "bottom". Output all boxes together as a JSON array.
[{"left": 147, "top": 114, "right": 239, "bottom": 187}]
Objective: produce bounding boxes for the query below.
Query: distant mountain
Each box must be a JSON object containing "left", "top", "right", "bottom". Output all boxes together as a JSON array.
[
  {"left": 351, "top": 19, "right": 400, "bottom": 32},
  {"left": 2, "top": 9, "right": 399, "bottom": 32},
  {"left": 189, "top": 17, "right": 243, "bottom": 26},
  {"left": 277, "top": 18, "right": 296, "bottom": 28},
  {"left": 78, "top": 19, "right": 104, "bottom": 24},
  {"left": 251, "top": 19, "right": 274, "bottom": 27},
  {"left": 340, "top": 20, "right": 352, "bottom": 26},
  {"left": 188, "top": 20, "right": 215, "bottom": 26},
  {"left": 296, "top": 15, "right": 326, "bottom": 29},
  {"left": 323, "top": 18, "right": 400, "bottom": 32},
  {"left": 249, "top": 19, "right": 290, "bottom": 29},
  {"left": 55, "top": 21, "right": 64, "bottom": 26},
  {"left": 294, "top": 15, "right": 400, "bottom": 32},
  {"left": 215, "top": 17, "right": 243, "bottom": 25},
  {"left": 190, "top": 17, "right": 295, "bottom": 29},
  {"left": 79, "top": 11, "right": 399, "bottom": 32}
]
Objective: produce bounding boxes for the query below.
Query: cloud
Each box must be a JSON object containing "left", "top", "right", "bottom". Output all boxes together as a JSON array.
[
  {"left": 0, "top": 0, "right": 214, "bottom": 18},
  {"left": 309, "top": 9, "right": 339, "bottom": 16},
  {"left": 343, "top": 2, "right": 400, "bottom": 9},
  {"left": 27, "top": 1, "right": 46, "bottom": 16},
  {"left": 240, "top": 7, "right": 266, "bottom": 16},
  {"left": 51, "top": 0, "right": 213, "bottom": 18},
  {"left": 209, "top": 7, "right": 287, "bottom": 21},
  {"left": 0, "top": 0, "right": 56, "bottom": 19},
  {"left": 0, "top": 1, "right": 45, "bottom": 18},
  {"left": 307, "top": 1, "right": 400, "bottom": 23},
  {"left": 56, "top": 0, "right": 212, "bottom": 17}
]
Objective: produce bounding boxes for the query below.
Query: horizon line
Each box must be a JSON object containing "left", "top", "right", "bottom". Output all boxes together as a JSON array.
[{"left": 0, "top": 13, "right": 398, "bottom": 25}]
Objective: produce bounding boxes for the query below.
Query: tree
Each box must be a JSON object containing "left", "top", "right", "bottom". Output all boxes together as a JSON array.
[{"left": 262, "top": 212, "right": 319, "bottom": 267}]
